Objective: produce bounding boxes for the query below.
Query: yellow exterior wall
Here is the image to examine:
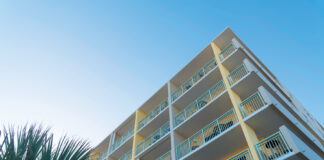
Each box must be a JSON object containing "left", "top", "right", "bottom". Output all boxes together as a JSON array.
[
  {"left": 89, "top": 152, "right": 100, "bottom": 160},
  {"left": 211, "top": 42, "right": 260, "bottom": 160},
  {"left": 131, "top": 110, "right": 146, "bottom": 160}
]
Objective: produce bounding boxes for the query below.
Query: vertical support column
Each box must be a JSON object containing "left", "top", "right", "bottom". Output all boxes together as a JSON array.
[
  {"left": 167, "top": 81, "right": 177, "bottom": 160},
  {"left": 106, "top": 134, "right": 114, "bottom": 160},
  {"left": 210, "top": 42, "right": 261, "bottom": 160},
  {"left": 111, "top": 132, "right": 116, "bottom": 146},
  {"left": 132, "top": 110, "right": 146, "bottom": 160}
]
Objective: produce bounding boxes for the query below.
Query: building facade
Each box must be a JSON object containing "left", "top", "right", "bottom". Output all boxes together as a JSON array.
[{"left": 91, "top": 28, "right": 324, "bottom": 160}]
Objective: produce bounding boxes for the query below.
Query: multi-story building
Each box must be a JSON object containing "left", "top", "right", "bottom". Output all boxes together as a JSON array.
[{"left": 90, "top": 28, "right": 324, "bottom": 160}]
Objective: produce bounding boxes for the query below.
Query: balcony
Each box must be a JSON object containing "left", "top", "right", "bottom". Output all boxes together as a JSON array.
[
  {"left": 228, "top": 63, "right": 249, "bottom": 86},
  {"left": 219, "top": 42, "right": 237, "bottom": 62},
  {"left": 238, "top": 86, "right": 294, "bottom": 140},
  {"left": 227, "top": 59, "right": 270, "bottom": 101},
  {"left": 136, "top": 122, "right": 170, "bottom": 157},
  {"left": 157, "top": 151, "right": 171, "bottom": 160},
  {"left": 239, "top": 91, "right": 266, "bottom": 118},
  {"left": 110, "top": 127, "right": 134, "bottom": 154},
  {"left": 227, "top": 60, "right": 324, "bottom": 150},
  {"left": 256, "top": 132, "right": 292, "bottom": 160},
  {"left": 137, "top": 98, "right": 169, "bottom": 132},
  {"left": 219, "top": 41, "right": 250, "bottom": 73},
  {"left": 171, "top": 58, "right": 218, "bottom": 102},
  {"left": 173, "top": 80, "right": 227, "bottom": 128},
  {"left": 118, "top": 150, "right": 132, "bottom": 160},
  {"left": 93, "top": 135, "right": 111, "bottom": 160},
  {"left": 175, "top": 109, "right": 241, "bottom": 160},
  {"left": 238, "top": 90, "right": 324, "bottom": 159},
  {"left": 227, "top": 149, "right": 252, "bottom": 160},
  {"left": 238, "top": 89, "right": 323, "bottom": 159}
]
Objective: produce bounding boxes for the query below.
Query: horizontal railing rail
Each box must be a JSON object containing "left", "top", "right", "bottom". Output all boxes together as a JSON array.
[
  {"left": 239, "top": 91, "right": 266, "bottom": 118},
  {"left": 219, "top": 42, "right": 237, "bottom": 61},
  {"left": 256, "top": 132, "right": 292, "bottom": 160},
  {"left": 171, "top": 58, "right": 217, "bottom": 102},
  {"left": 110, "top": 127, "right": 134, "bottom": 153},
  {"left": 118, "top": 150, "right": 132, "bottom": 160},
  {"left": 157, "top": 150, "right": 171, "bottom": 160},
  {"left": 175, "top": 109, "right": 238, "bottom": 160},
  {"left": 137, "top": 98, "right": 169, "bottom": 131},
  {"left": 227, "top": 148, "right": 252, "bottom": 160},
  {"left": 136, "top": 121, "right": 170, "bottom": 156},
  {"left": 227, "top": 63, "right": 248, "bottom": 85},
  {"left": 173, "top": 80, "right": 226, "bottom": 127}
]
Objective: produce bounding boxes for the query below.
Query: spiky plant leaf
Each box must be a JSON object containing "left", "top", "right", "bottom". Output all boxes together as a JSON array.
[
  {"left": 25, "top": 124, "right": 49, "bottom": 160},
  {"left": 2, "top": 126, "right": 17, "bottom": 160},
  {"left": 52, "top": 135, "right": 91, "bottom": 160},
  {"left": 0, "top": 124, "right": 91, "bottom": 160},
  {"left": 16, "top": 125, "right": 29, "bottom": 159},
  {"left": 40, "top": 134, "right": 53, "bottom": 160}
]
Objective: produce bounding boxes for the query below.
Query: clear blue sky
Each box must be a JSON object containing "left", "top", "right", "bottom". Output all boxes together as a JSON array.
[{"left": 0, "top": 0, "right": 323, "bottom": 146}]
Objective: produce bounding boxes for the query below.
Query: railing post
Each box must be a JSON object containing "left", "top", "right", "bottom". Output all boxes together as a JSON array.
[
  {"left": 227, "top": 76, "right": 232, "bottom": 85},
  {"left": 238, "top": 104, "right": 245, "bottom": 119},
  {"left": 142, "top": 142, "right": 144, "bottom": 154},
  {"left": 160, "top": 127, "right": 162, "bottom": 138},
  {"left": 180, "top": 86, "right": 184, "bottom": 97},
  {"left": 208, "top": 90, "right": 212, "bottom": 100},
  {"left": 188, "top": 139, "right": 191, "bottom": 153},
  {"left": 202, "top": 128, "right": 206, "bottom": 143},
  {"left": 279, "top": 132, "right": 291, "bottom": 153},
  {"left": 196, "top": 101, "right": 200, "bottom": 111},
  {"left": 216, "top": 119, "right": 221, "bottom": 134},
  {"left": 255, "top": 143, "right": 263, "bottom": 160},
  {"left": 232, "top": 109, "right": 238, "bottom": 123}
]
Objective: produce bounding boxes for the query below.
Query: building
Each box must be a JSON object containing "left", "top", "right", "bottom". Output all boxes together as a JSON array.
[{"left": 91, "top": 28, "right": 324, "bottom": 160}]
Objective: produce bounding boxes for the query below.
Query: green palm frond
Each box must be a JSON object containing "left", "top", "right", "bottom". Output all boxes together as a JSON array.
[
  {"left": 52, "top": 135, "right": 91, "bottom": 160},
  {"left": 2, "top": 126, "right": 17, "bottom": 160},
  {"left": 40, "top": 134, "right": 53, "bottom": 160},
  {"left": 16, "top": 125, "right": 29, "bottom": 159},
  {"left": 25, "top": 124, "right": 50, "bottom": 160},
  {"left": 0, "top": 124, "right": 91, "bottom": 160}
]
